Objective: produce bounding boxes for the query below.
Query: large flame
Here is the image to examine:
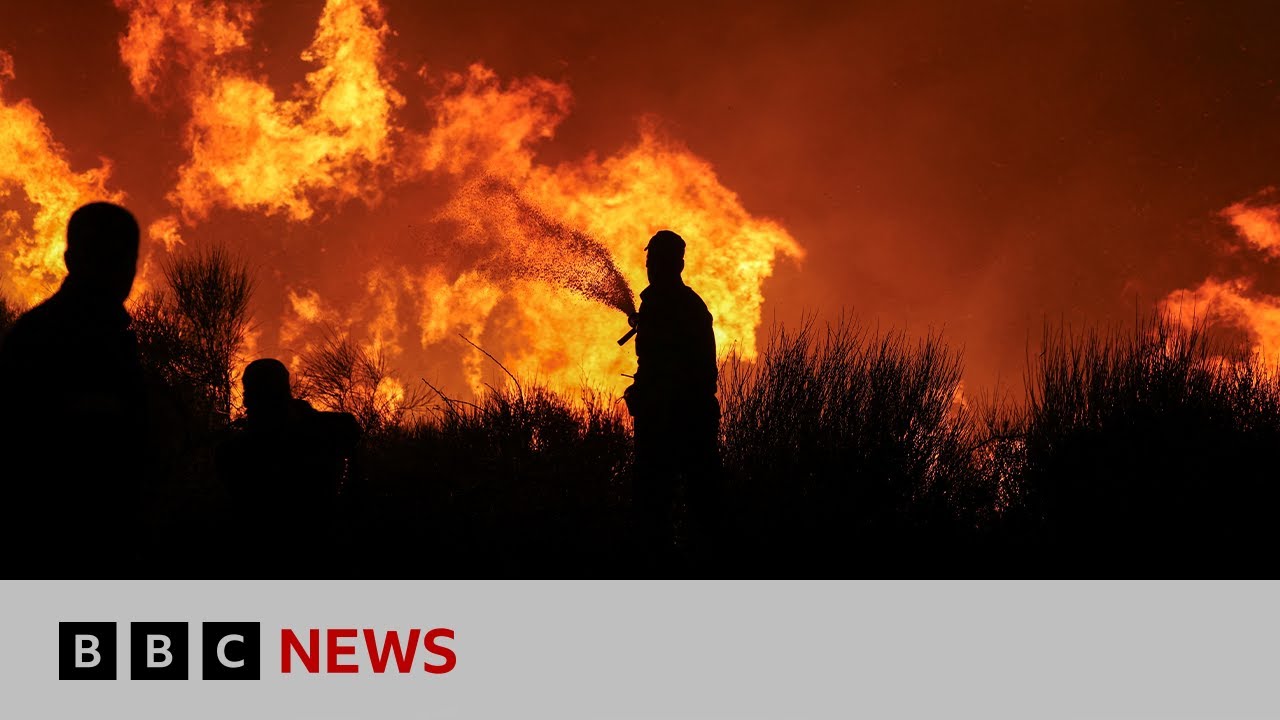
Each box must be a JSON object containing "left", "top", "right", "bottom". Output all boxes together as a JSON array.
[
  {"left": 116, "top": 0, "right": 253, "bottom": 102},
  {"left": 117, "top": 0, "right": 403, "bottom": 230},
  {"left": 0, "top": 51, "right": 124, "bottom": 306},
  {"left": 2, "top": 0, "right": 803, "bottom": 406},
  {"left": 404, "top": 64, "right": 803, "bottom": 392},
  {"left": 416, "top": 63, "right": 572, "bottom": 180},
  {"left": 525, "top": 126, "right": 805, "bottom": 365}
]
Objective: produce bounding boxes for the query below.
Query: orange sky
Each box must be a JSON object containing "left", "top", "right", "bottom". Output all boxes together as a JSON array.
[{"left": 3, "top": 0, "right": 1280, "bottom": 394}]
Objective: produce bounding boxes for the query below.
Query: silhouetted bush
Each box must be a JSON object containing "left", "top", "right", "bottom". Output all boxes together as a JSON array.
[
  {"left": 0, "top": 294, "right": 18, "bottom": 340},
  {"left": 132, "top": 290, "right": 194, "bottom": 389},
  {"left": 717, "top": 317, "right": 983, "bottom": 572},
  {"left": 343, "top": 319, "right": 1000, "bottom": 575},
  {"left": 355, "top": 380, "right": 633, "bottom": 574},
  {"left": 133, "top": 246, "right": 254, "bottom": 428},
  {"left": 164, "top": 246, "right": 254, "bottom": 423},
  {"left": 1005, "top": 314, "right": 1280, "bottom": 574},
  {"left": 295, "top": 332, "right": 427, "bottom": 435},
  {"left": 127, "top": 247, "right": 255, "bottom": 571}
]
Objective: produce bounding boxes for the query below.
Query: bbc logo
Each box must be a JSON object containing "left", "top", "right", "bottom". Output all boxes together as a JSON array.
[{"left": 58, "top": 622, "right": 261, "bottom": 680}]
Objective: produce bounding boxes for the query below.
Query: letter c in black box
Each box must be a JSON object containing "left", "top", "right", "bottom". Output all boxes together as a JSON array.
[{"left": 202, "top": 622, "right": 261, "bottom": 680}]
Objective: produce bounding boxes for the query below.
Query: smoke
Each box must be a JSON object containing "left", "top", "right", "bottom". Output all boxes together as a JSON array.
[{"left": 440, "top": 176, "right": 636, "bottom": 317}]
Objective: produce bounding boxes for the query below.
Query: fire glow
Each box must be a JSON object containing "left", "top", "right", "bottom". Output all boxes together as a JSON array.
[
  {"left": 1162, "top": 189, "right": 1280, "bottom": 360},
  {"left": 0, "top": 0, "right": 803, "bottom": 400}
]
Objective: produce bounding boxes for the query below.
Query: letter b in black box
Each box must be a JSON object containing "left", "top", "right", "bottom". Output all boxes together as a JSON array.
[
  {"left": 203, "top": 622, "right": 261, "bottom": 680},
  {"left": 59, "top": 622, "right": 117, "bottom": 680},
  {"left": 130, "top": 622, "right": 188, "bottom": 680}
]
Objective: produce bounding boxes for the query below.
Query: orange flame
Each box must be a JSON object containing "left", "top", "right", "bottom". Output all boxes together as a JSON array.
[
  {"left": 115, "top": 0, "right": 254, "bottom": 102},
  {"left": 1221, "top": 190, "right": 1280, "bottom": 258},
  {"left": 1163, "top": 191, "right": 1280, "bottom": 360},
  {"left": 3, "top": 2, "right": 804, "bottom": 406},
  {"left": 525, "top": 125, "right": 805, "bottom": 365},
  {"left": 117, "top": 0, "right": 403, "bottom": 229},
  {"left": 406, "top": 66, "right": 803, "bottom": 394},
  {"left": 416, "top": 64, "right": 572, "bottom": 179},
  {"left": 0, "top": 51, "right": 124, "bottom": 306},
  {"left": 1165, "top": 278, "right": 1280, "bottom": 357}
]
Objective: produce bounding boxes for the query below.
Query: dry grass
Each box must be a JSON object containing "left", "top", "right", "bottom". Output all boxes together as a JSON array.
[{"left": 294, "top": 332, "right": 429, "bottom": 435}]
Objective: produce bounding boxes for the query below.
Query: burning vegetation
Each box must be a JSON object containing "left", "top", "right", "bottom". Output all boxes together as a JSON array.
[
  {"left": 2, "top": 0, "right": 801, "bottom": 400},
  {"left": 0, "top": 0, "right": 803, "bottom": 573},
  {"left": 5, "top": 2, "right": 1280, "bottom": 575}
]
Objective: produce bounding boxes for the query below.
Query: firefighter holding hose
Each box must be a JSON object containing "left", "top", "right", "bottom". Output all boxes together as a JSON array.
[{"left": 622, "top": 230, "right": 721, "bottom": 562}]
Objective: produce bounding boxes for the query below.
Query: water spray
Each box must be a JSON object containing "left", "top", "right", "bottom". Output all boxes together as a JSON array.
[{"left": 451, "top": 176, "right": 640, "bottom": 347}]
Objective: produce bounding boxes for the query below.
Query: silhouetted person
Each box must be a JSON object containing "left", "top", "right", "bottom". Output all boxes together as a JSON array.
[
  {"left": 624, "top": 230, "right": 721, "bottom": 562},
  {"left": 214, "top": 358, "right": 360, "bottom": 571},
  {"left": 0, "top": 202, "right": 146, "bottom": 575}
]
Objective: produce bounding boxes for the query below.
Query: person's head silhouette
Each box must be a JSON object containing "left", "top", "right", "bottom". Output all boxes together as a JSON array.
[
  {"left": 645, "top": 230, "right": 685, "bottom": 287},
  {"left": 242, "top": 358, "right": 292, "bottom": 419},
  {"left": 64, "top": 202, "right": 140, "bottom": 304}
]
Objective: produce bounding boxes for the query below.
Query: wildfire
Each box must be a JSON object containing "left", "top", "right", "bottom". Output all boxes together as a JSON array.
[
  {"left": 405, "top": 63, "right": 802, "bottom": 392},
  {"left": 0, "top": 51, "right": 124, "bottom": 306},
  {"left": 1163, "top": 190, "right": 1280, "bottom": 361},
  {"left": 416, "top": 63, "right": 572, "bottom": 180},
  {"left": 2, "top": 0, "right": 804, "bottom": 406},
  {"left": 1222, "top": 192, "right": 1280, "bottom": 258},
  {"left": 116, "top": 0, "right": 403, "bottom": 232},
  {"left": 523, "top": 126, "right": 804, "bottom": 367}
]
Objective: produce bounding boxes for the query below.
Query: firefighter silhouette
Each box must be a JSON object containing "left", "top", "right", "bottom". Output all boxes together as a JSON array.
[{"left": 624, "top": 230, "right": 721, "bottom": 559}]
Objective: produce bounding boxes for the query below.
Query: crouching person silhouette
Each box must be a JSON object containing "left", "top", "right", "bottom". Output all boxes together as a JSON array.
[
  {"left": 624, "top": 230, "right": 722, "bottom": 567},
  {"left": 0, "top": 202, "right": 148, "bottom": 576},
  {"left": 214, "top": 358, "right": 361, "bottom": 574}
]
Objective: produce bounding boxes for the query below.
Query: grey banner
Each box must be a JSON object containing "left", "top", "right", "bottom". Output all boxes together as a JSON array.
[{"left": 1, "top": 581, "right": 1277, "bottom": 719}]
